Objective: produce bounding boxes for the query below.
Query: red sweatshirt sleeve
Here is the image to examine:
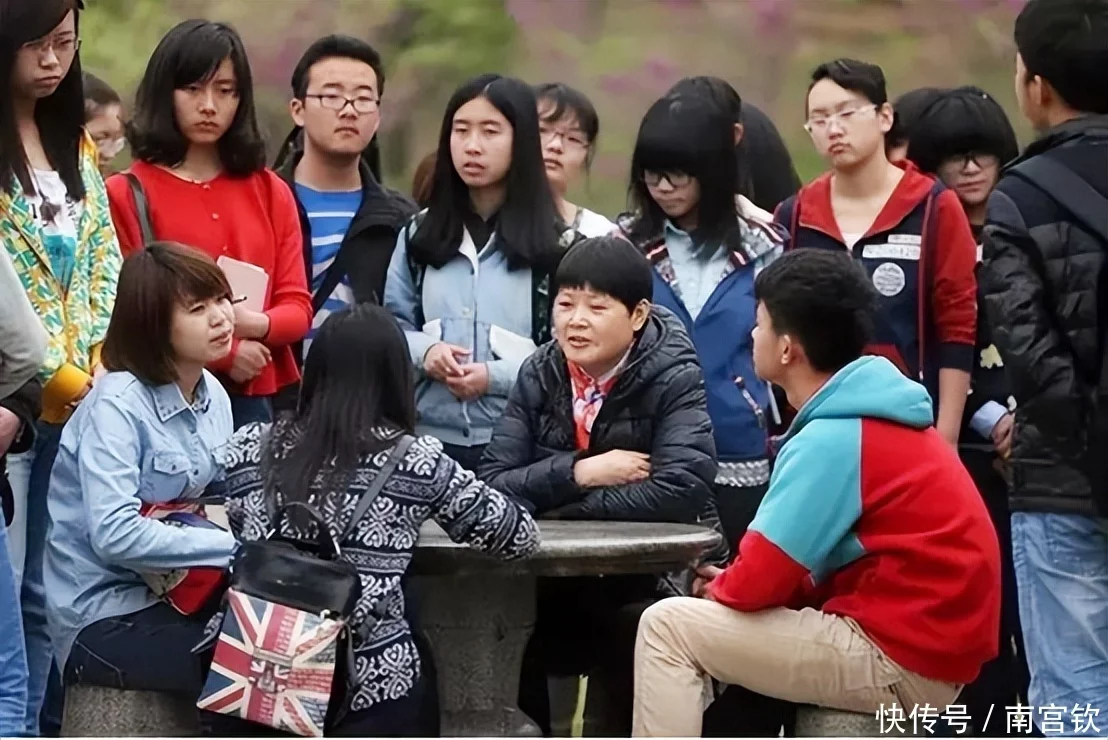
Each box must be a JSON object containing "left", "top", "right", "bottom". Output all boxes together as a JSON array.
[
  {"left": 261, "top": 172, "right": 312, "bottom": 348},
  {"left": 931, "top": 189, "right": 977, "bottom": 371},
  {"left": 105, "top": 173, "right": 144, "bottom": 258},
  {"left": 708, "top": 530, "right": 814, "bottom": 612}
]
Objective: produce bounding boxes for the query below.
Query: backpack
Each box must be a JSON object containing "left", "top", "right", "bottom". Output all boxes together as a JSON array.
[
  {"left": 1008, "top": 156, "right": 1108, "bottom": 516},
  {"left": 404, "top": 213, "right": 582, "bottom": 347}
]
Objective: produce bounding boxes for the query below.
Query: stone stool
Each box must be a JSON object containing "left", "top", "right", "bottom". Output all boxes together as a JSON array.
[
  {"left": 61, "top": 685, "right": 200, "bottom": 737},
  {"left": 796, "top": 705, "right": 917, "bottom": 737}
]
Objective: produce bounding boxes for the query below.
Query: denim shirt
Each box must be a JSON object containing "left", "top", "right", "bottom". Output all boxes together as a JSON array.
[
  {"left": 44, "top": 370, "right": 237, "bottom": 670},
  {"left": 663, "top": 221, "right": 730, "bottom": 321},
  {"left": 383, "top": 216, "right": 535, "bottom": 446}
]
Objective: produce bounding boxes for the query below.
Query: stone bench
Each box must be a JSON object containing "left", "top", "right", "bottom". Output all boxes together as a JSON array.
[
  {"left": 61, "top": 685, "right": 199, "bottom": 737},
  {"left": 796, "top": 705, "right": 923, "bottom": 737}
]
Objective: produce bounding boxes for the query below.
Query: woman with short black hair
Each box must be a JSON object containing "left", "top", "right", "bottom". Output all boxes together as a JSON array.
[
  {"left": 105, "top": 19, "right": 312, "bottom": 430},
  {"left": 383, "top": 73, "right": 566, "bottom": 471}
]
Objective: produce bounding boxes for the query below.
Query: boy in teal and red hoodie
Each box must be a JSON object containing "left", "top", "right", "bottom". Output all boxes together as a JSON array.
[{"left": 631, "top": 250, "right": 1000, "bottom": 738}]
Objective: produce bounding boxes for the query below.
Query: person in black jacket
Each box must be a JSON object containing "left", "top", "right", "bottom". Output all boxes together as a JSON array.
[
  {"left": 480, "top": 235, "right": 718, "bottom": 736},
  {"left": 980, "top": 0, "right": 1108, "bottom": 730},
  {"left": 271, "top": 35, "right": 416, "bottom": 415}
]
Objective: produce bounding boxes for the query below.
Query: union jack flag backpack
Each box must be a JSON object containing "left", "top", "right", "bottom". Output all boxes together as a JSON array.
[{"left": 197, "top": 435, "right": 413, "bottom": 737}]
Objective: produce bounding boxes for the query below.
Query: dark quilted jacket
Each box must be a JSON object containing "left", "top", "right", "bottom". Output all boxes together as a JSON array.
[
  {"left": 478, "top": 307, "right": 719, "bottom": 527},
  {"left": 981, "top": 115, "right": 1108, "bottom": 516}
]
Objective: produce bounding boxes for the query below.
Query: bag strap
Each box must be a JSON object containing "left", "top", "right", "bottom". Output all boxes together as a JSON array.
[
  {"left": 340, "top": 435, "right": 414, "bottom": 541},
  {"left": 124, "top": 172, "right": 155, "bottom": 247},
  {"left": 1008, "top": 156, "right": 1108, "bottom": 246},
  {"left": 312, "top": 235, "right": 360, "bottom": 313}
]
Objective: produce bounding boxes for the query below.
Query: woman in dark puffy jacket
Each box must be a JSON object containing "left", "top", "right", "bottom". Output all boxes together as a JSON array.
[{"left": 480, "top": 235, "right": 718, "bottom": 737}]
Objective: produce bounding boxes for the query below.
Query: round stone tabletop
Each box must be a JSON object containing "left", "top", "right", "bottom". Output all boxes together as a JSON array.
[{"left": 412, "top": 520, "right": 721, "bottom": 577}]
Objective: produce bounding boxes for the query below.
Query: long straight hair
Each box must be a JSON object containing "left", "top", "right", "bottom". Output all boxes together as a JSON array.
[
  {"left": 265, "top": 304, "right": 417, "bottom": 506},
  {"left": 0, "top": 0, "right": 86, "bottom": 199},
  {"left": 409, "top": 73, "right": 562, "bottom": 272},
  {"left": 628, "top": 94, "right": 738, "bottom": 249}
]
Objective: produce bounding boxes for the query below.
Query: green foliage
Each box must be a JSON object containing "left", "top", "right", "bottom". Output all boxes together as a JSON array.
[
  {"left": 388, "top": 0, "right": 516, "bottom": 88},
  {"left": 80, "top": 0, "right": 179, "bottom": 98}
]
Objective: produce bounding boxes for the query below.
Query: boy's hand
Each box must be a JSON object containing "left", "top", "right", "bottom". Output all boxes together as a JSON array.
[{"left": 693, "top": 565, "right": 723, "bottom": 600}]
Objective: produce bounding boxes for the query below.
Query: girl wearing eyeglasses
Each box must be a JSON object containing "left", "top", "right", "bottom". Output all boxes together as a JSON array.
[
  {"left": 775, "top": 59, "right": 978, "bottom": 448},
  {"left": 0, "top": 0, "right": 123, "bottom": 732},
  {"left": 616, "top": 93, "right": 784, "bottom": 556},
  {"left": 534, "top": 83, "right": 613, "bottom": 238},
  {"left": 105, "top": 20, "right": 312, "bottom": 430}
]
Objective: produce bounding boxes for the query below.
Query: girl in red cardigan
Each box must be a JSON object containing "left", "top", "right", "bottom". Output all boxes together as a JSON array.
[{"left": 106, "top": 20, "right": 311, "bottom": 428}]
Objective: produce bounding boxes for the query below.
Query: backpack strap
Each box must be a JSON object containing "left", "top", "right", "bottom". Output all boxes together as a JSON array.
[
  {"left": 124, "top": 172, "right": 155, "bottom": 247},
  {"left": 776, "top": 195, "right": 800, "bottom": 250},
  {"left": 916, "top": 183, "right": 942, "bottom": 383},
  {"left": 312, "top": 235, "right": 361, "bottom": 313},
  {"left": 1008, "top": 156, "right": 1108, "bottom": 245},
  {"left": 340, "top": 434, "right": 414, "bottom": 541}
]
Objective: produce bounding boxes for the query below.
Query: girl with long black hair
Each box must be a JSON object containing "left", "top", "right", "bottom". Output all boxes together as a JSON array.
[
  {"left": 0, "top": 0, "right": 122, "bottom": 732},
  {"left": 383, "top": 73, "right": 566, "bottom": 471},
  {"left": 105, "top": 20, "right": 312, "bottom": 430},
  {"left": 221, "top": 304, "right": 539, "bottom": 735}
]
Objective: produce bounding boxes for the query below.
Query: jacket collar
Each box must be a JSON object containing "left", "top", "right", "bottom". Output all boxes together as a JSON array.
[
  {"left": 1009, "top": 114, "right": 1108, "bottom": 168},
  {"left": 278, "top": 145, "right": 411, "bottom": 230},
  {"left": 152, "top": 374, "right": 212, "bottom": 422},
  {"left": 794, "top": 160, "right": 937, "bottom": 243}
]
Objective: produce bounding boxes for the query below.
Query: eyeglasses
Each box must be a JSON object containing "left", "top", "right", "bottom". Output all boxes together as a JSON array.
[
  {"left": 643, "top": 171, "right": 691, "bottom": 188},
  {"left": 20, "top": 35, "right": 80, "bottom": 58},
  {"left": 305, "top": 93, "right": 379, "bottom": 114},
  {"left": 941, "top": 152, "right": 1001, "bottom": 172},
  {"left": 540, "top": 126, "right": 588, "bottom": 150},
  {"left": 804, "top": 104, "right": 878, "bottom": 135}
]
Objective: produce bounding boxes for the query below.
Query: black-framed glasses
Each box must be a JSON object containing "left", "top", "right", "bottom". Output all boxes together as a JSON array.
[
  {"left": 643, "top": 171, "right": 691, "bottom": 188},
  {"left": 942, "top": 152, "right": 1001, "bottom": 171},
  {"left": 305, "top": 93, "right": 379, "bottom": 114}
]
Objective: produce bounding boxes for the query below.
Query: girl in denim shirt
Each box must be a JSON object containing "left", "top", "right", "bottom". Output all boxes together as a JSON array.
[
  {"left": 45, "top": 243, "right": 238, "bottom": 704},
  {"left": 384, "top": 74, "right": 566, "bottom": 471}
]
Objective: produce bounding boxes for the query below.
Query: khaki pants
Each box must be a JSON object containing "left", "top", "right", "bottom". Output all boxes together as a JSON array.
[{"left": 632, "top": 597, "right": 961, "bottom": 737}]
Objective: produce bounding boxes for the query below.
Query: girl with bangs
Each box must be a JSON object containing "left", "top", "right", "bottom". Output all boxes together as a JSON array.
[
  {"left": 0, "top": 0, "right": 122, "bottom": 732},
  {"left": 617, "top": 94, "right": 784, "bottom": 554},
  {"left": 907, "top": 86, "right": 1027, "bottom": 734},
  {"left": 383, "top": 74, "right": 565, "bottom": 471},
  {"left": 106, "top": 20, "right": 312, "bottom": 430},
  {"left": 534, "top": 82, "right": 614, "bottom": 237},
  {"left": 44, "top": 243, "right": 238, "bottom": 719}
]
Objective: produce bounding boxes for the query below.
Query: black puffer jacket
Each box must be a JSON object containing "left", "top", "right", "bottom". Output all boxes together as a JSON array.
[
  {"left": 478, "top": 307, "right": 718, "bottom": 524},
  {"left": 981, "top": 115, "right": 1108, "bottom": 516}
]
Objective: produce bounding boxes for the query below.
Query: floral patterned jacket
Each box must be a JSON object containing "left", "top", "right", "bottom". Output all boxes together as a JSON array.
[{"left": 0, "top": 134, "right": 122, "bottom": 422}]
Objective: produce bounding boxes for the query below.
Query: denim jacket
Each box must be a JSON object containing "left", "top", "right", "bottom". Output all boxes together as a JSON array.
[
  {"left": 44, "top": 370, "right": 237, "bottom": 670},
  {"left": 383, "top": 216, "right": 536, "bottom": 447}
]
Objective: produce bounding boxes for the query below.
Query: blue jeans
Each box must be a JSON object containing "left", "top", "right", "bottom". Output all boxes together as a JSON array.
[
  {"left": 1011, "top": 512, "right": 1108, "bottom": 737},
  {"left": 0, "top": 522, "right": 28, "bottom": 736},
  {"left": 4, "top": 421, "right": 62, "bottom": 736}
]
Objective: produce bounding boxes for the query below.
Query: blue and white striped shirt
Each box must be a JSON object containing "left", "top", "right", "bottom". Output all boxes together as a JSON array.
[{"left": 295, "top": 184, "right": 362, "bottom": 357}]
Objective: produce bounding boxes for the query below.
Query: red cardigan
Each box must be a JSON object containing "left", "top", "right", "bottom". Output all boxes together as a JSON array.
[{"left": 106, "top": 161, "right": 311, "bottom": 397}]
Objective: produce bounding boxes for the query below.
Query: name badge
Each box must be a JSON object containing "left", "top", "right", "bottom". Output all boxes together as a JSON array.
[
  {"left": 861, "top": 243, "right": 921, "bottom": 261},
  {"left": 887, "top": 234, "right": 922, "bottom": 246}
]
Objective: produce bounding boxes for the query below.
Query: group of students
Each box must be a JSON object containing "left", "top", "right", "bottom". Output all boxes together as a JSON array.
[{"left": 1, "top": 0, "right": 1107, "bottom": 735}]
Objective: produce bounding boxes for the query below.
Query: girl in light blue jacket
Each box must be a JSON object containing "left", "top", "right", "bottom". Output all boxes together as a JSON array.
[{"left": 384, "top": 74, "right": 566, "bottom": 471}]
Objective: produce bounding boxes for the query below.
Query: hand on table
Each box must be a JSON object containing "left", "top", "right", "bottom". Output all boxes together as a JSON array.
[{"left": 573, "top": 450, "right": 651, "bottom": 488}]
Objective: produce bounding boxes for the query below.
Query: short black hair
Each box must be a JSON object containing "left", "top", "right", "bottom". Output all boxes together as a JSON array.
[
  {"left": 808, "top": 58, "right": 889, "bottom": 108},
  {"left": 127, "top": 19, "right": 266, "bottom": 177},
  {"left": 754, "top": 250, "right": 877, "bottom": 373},
  {"left": 888, "top": 87, "right": 945, "bottom": 151},
  {"left": 1015, "top": 0, "right": 1108, "bottom": 114},
  {"left": 83, "top": 71, "right": 120, "bottom": 121},
  {"left": 554, "top": 235, "right": 653, "bottom": 314},
  {"left": 907, "top": 86, "right": 1019, "bottom": 174},
  {"left": 291, "top": 34, "right": 385, "bottom": 99},
  {"left": 534, "top": 82, "right": 599, "bottom": 167}
]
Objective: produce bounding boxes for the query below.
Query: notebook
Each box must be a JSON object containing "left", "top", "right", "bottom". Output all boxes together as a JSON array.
[{"left": 217, "top": 256, "right": 269, "bottom": 313}]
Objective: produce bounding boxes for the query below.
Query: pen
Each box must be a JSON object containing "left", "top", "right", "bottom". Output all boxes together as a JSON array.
[{"left": 231, "top": 295, "right": 248, "bottom": 305}]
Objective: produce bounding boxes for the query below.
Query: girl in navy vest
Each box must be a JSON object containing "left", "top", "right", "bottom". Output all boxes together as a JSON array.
[
  {"left": 616, "top": 94, "right": 784, "bottom": 551},
  {"left": 775, "top": 59, "right": 978, "bottom": 446},
  {"left": 907, "top": 86, "right": 1027, "bottom": 736}
]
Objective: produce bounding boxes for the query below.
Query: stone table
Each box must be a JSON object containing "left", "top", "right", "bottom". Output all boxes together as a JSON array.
[{"left": 410, "top": 520, "right": 721, "bottom": 737}]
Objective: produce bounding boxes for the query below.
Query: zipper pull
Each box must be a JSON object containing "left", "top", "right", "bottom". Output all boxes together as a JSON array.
[{"left": 734, "top": 376, "right": 766, "bottom": 430}]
